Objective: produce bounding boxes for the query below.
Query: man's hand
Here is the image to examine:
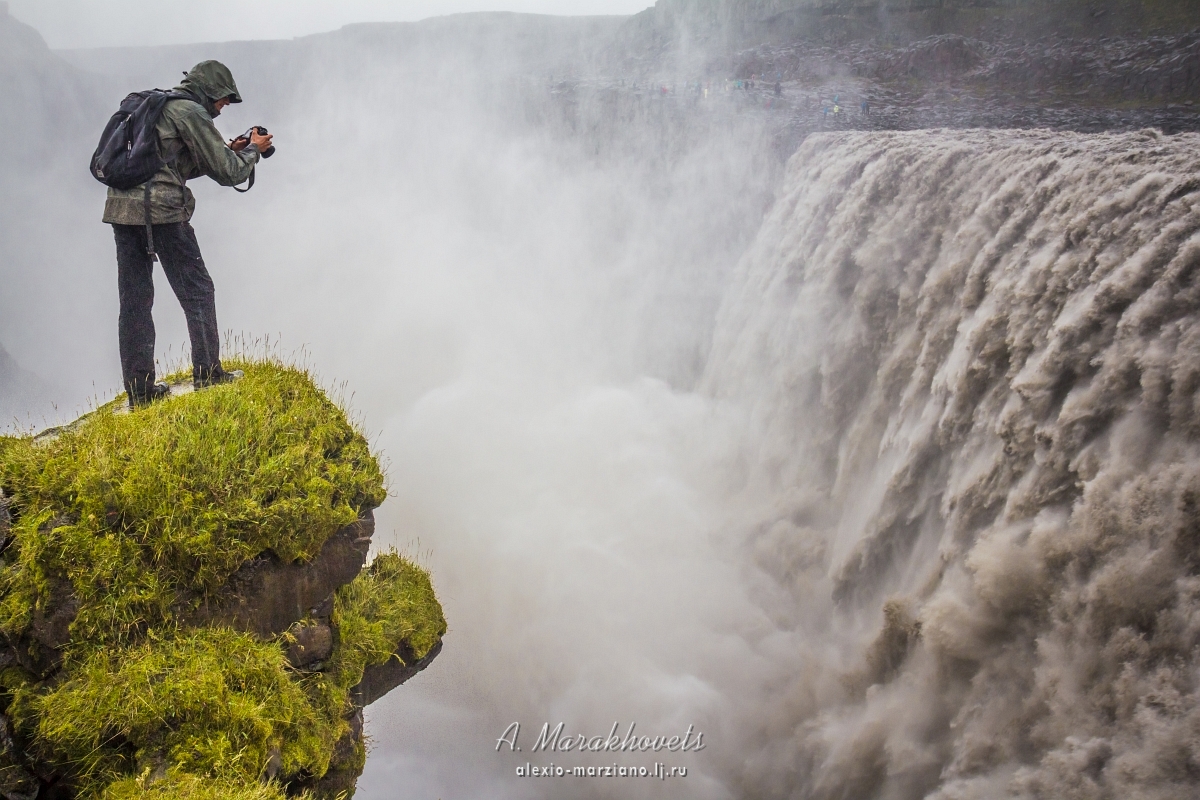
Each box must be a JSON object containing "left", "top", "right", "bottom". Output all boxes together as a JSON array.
[
  {"left": 249, "top": 128, "right": 273, "bottom": 154},
  {"left": 229, "top": 129, "right": 272, "bottom": 153}
]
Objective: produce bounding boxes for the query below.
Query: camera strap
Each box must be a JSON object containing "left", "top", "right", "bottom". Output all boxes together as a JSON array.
[{"left": 232, "top": 165, "right": 255, "bottom": 194}]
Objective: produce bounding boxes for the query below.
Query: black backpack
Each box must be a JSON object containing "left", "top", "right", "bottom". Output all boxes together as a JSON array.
[
  {"left": 89, "top": 89, "right": 190, "bottom": 191},
  {"left": 90, "top": 89, "right": 197, "bottom": 260}
]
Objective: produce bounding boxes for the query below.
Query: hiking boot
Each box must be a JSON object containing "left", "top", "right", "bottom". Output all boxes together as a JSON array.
[
  {"left": 194, "top": 368, "right": 244, "bottom": 391},
  {"left": 128, "top": 382, "right": 170, "bottom": 409}
]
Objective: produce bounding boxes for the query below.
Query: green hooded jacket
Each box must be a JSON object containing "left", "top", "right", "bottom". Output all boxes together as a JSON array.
[{"left": 102, "top": 60, "right": 260, "bottom": 226}]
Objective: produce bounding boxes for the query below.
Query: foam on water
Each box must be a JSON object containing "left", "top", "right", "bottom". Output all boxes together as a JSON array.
[{"left": 705, "top": 128, "right": 1200, "bottom": 798}]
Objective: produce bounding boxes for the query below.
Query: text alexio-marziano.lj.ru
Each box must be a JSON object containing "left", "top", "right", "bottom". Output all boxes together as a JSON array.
[{"left": 497, "top": 722, "right": 703, "bottom": 779}]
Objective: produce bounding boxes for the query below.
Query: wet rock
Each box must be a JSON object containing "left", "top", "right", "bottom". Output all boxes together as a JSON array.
[
  {"left": 0, "top": 714, "right": 38, "bottom": 800},
  {"left": 285, "top": 621, "right": 334, "bottom": 669},
  {"left": 310, "top": 594, "right": 334, "bottom": 624},
  {"left": 351, "top": 638, "right": 443, "bottom": 708},
  {"left": 0, "top": 488, "right": 10, "bottom": 555},
  {"left": 264, "top": 745, "right": 282, "bottom": 781},
  {"left": 298, "top": 765, "right": 360, "bottom": 800},
  {"left": 187, "top": 510, "right": 376, "bottom": 638},
  {"left": 134, "top": 751, "right": 168, "bottom": 787},
  {"left": 3, "top": 516, "right": 81, "bottom": 678},
  {"left": 331, "top": 709, "right": 364, "bottom": 767},
  {"left": 22, "top": 574, "right": 78, "bottom": 678},
  {"left": 288, "top": 710, "right": 365, "bottom": 800},
  {"left": 875, "top": 34, "right": 984, "bottom": 81}
]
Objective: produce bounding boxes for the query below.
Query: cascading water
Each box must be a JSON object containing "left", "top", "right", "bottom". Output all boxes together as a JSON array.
[{"left": 706, "top": 129, "right": 1200, "bottom": 799}]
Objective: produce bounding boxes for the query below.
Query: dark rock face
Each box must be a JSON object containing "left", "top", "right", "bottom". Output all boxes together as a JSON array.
[
  {"left": 285, "top": 622, "right": 334, "bottom": 668},
  {"left": 0, "top": 489, "right": 10, "bottom": 554},
  {"left": 295, "top": 762, "right": 359, "bottom": 800},
  {"left": 7, "top": 515, "right": 83, "bottom": 678},
  {"left": 641, "top": 0, "right": 1199, "bottom": 47},
  {"left": 352, "top": 638, "right": 444, "bottom": 708},
  {"left": 186, "top": 510, "right": 376, "bottom": 637},
  {"left": 872, "top": 34, "right": 985, "bottom": 81},
  {"left": 286, "top": 643, "right": 444, "bottom": 798},
  {"left": 723, "top": 30, "right": 1200, "bottom": 139},
  {"left": 0, "top": 714, "right": 38, "bottom": 800},
  {"left": 23, "top": 575, "right": 78, "bottom": 678},
  {"left": 332, "top": 710, "right": 364, "bottom": 766},
  {"left": 5, "top": 512, "right": 377, "bottom": 679},
  {"left": 288, "top": 709, "right": 364, "bottom": 799}
]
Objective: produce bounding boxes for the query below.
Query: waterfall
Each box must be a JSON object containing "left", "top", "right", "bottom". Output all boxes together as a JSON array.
[{"left": 706, "top": 129, "right": 1200, "bottom": 798}]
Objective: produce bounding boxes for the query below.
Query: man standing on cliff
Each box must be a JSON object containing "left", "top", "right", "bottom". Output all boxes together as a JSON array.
[{"left": 102, "top": 60, "right": 272, "bottom": 408}]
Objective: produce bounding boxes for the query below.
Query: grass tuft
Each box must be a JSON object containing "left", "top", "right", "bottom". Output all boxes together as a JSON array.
[
  {"left": 102, "top": 772, "right": 294, "bottom": 800},
  {"left": 330, "top": 552, "right": 448, "bottom": 692},
  {"left": 21, "top": 628, "right": 333, "bottom": 797}
]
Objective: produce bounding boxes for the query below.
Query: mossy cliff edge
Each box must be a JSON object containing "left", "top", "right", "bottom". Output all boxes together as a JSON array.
[{"left": 0, "top": 362, "right": 446, "bottom": 800}]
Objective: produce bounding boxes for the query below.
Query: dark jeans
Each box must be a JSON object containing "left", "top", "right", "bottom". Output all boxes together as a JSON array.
[{"left": 113, "top": 222, "right": 224, "bottom": 394}]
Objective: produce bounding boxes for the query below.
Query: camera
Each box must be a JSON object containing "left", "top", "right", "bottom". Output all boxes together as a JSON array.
[{"left": 239, "top": 125, "right": 275, "bottom": 158}]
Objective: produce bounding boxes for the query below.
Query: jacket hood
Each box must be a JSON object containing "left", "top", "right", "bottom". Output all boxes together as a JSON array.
[{"left": 175, "top": 60, "right": 242, "bottom": 117}]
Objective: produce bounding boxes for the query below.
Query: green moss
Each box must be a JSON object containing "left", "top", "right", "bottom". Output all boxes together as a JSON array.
[
  {"left": 18, "top": 628, "right": 333, "bottom": 797},
  {"left": 0, "top": 360, "right": 444, "bottom": 799},
  {"left": 102, "top": 772, "right": 291, "bottom": 800},
  {"left": 330, "top": 552, "right": 448, "bottom": 692},
  {"left": 0, "top": 360, "right": 386, "bottom": 649}
]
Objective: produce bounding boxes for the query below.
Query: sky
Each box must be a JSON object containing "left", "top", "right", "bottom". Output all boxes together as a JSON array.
[{"left": 7, "top": 0, "right": 654, "bottom": 49}]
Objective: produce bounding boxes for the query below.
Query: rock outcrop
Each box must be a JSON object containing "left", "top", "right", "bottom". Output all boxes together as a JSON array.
[
  {"left": 0, "top": 362, "right": 447, "bottom": 800},
  {"left": 187, "top": 510, "right": 377, "bottom": 638},
  {"left": 353, "top": 638, "right": 445, "bottom": 708}
]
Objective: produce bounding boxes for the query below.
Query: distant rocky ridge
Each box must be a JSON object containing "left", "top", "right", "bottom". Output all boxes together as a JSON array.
[
  {"left": 626, "top": 0, "right": 1199, "bottom": 47},
  {"left": 730, "top": 29, "right": 1200, "bottom": 143},
  {"left": 534, "top": 0, "right": 1200, "bottom": 163}
]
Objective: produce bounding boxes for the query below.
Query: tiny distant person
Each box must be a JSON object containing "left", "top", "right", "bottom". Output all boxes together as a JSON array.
[
  {"left": 861, "top": 99, "right": 870, "bottom": 116},
  {"left": 99, "top": 61, "right": 273, "bottom": 408},
  {"left": 774, "top": 81, "right": 782, "bottom": 97}
]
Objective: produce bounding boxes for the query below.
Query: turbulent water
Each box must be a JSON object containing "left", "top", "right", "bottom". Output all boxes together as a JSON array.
[{"left": 707, "top": 129, "right": 1200, "bottom": 798}]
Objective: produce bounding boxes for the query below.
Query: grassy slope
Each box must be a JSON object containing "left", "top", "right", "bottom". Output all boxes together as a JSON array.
[{"left": 0, "top": 361, "right": 446, "bottom": 799}]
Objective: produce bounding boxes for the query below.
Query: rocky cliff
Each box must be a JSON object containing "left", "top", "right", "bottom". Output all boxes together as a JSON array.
[
  {"left": 538, "top": 0, "right": 1200, "bottom": 169},
  {"left": 0, "top": 361, "right": 446, "bottom": 800},
  {"left": 628, "top": 0, "right": 1199, "bottom": 46}
]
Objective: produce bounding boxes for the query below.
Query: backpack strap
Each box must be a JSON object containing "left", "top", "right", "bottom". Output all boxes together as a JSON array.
[
  {"left": 143, "top": 179, "right": 158, "bottom": 262},
  {"left": 141, "top": 91, "right": 201, "bottom": 259}
]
